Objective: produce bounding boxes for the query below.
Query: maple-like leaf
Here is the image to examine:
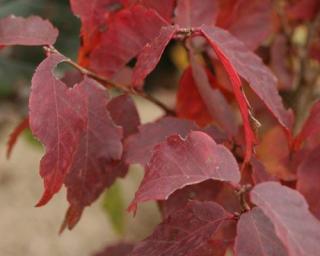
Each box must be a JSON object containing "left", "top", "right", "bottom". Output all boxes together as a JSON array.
[
  {"left": 235, "top": 207, "right": 289, "bottom": 256},
  {"left": 94, "top": 242, "right": 134, "bottom": 256},
  {"left": 189, "top": 54, "right": 238, "bottom": 137},
  {"left": 29, "top": 53, "right": 86, "bottom": 206},
  {"left": 201, "top": 25, "right": 292, "bottom": 131},
  {"left": 129, "top": 201, "right": 232, "bottom": 256},
  {"left": 90, "top": 4, "right": 168, "bottom": 77},
  {"left": 294, "top": 100, "right": 320, "bottom": 150},
  {"left": 251, "top": 182, "right": 320, "bottom": 256},
  {"left": 124, "top": 116, "right": 197, "bottom": 166},
  {"left": 174, "top": 0, "right": 219, "bottom": 27},
  {"left": 6, "top": 117, "right": 29, "bottom": 159},
  {"left": 217, "top": 0, "right": 274, "bottom": 50},
  {"left": 132, "top": 25, "right": 177, "bottom": 88},
  {"left": 0, "top": 16, "right": 58, "bottom": 46},
  {"left": 62, "top": 78, "right": 123, "bottom": 230},
  {"left": 297, "top": 145, "right": 320, "bottom": 219},
  {"left": 129, "top": 131, "right": 240, "bottom": 212}
]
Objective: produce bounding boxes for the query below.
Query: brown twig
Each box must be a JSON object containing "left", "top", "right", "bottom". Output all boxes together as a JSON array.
[{"left": 44, "top": 46, "right": 176, "bottom": 115}]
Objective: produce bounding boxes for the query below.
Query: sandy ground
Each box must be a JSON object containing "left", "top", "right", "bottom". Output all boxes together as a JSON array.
[{"left": 0, "top": 93, "right": 175, "bottom": 256}]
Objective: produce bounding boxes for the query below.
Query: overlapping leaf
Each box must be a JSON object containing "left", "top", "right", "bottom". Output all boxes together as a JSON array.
[
  {"left": 129, "top": 131, "right": 240, "bottom": 212},
  {"left": 132, "top": 25, "right": 177, "bottom": 88},
  {"left": 251, "top": 182, "right": 320, "bottom": 256},
  {"left": 124, "top": 116, "right": 197, "bottom": 166},
  {"left": 235, "top": 207, "right": 288, "bottom": 256},
  {"left": 0, "top": 16, "right": 58, "bottom": 46},
  {"left": 129, "top": 201, "right": 233, "bottom": 256}
]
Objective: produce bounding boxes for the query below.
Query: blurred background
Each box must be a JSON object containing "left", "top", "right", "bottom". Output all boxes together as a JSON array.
[{"left": 0, "top": 1, "right": 178, "bottom": 255}]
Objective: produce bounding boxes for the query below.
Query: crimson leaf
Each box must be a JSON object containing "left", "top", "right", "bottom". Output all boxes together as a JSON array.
[
  {"left": 29, "top": 53, "right": 86, "bottom": 206},
  {"left": 129, "top": 131, "right": 240, "bottom": 212},
  {"left": 132, "top": 25, "right": 177, "bottom": 88},
  {"left": 235, "top": 207, "right": 288, "bottom": 256},
  {"left": 90, "top": 5, "right": 168, "bottom": 77},
  {"left": 201, "top": 25, "right": 292, "bottom": 131},
  {"left": 251, "top": 182, "right": 320, "bottom": 256},
  {"left": 129, "top": 201, "right": 232, "bottom": 256},
  {"left": 0, "top": 16, "right": 58, "bottom": 46},
  {"left": 124, "top": 116, "right": 197, "bottom": 166}
]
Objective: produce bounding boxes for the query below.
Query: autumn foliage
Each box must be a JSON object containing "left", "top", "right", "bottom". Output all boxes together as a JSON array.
[{"left": 2, "top": 0, "right": 320, "bottom": 255}]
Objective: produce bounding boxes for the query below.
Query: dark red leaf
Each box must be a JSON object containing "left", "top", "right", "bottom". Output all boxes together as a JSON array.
[
  {"left": 297, "top": 145, "right": 320, "bottom": 219},
  {"left": 132, "top": 25, "right": 177, "bottom": 88},
  {"left": 174, "top": 0, "right": 219, "bottom": 27},
  {"left": 124, "top": 116, "right": 197, "bottom": 166},
  {"left": 235, "top": 207, "right": 288, "bottom": 256},
  {"left": 217, "top": 0, "right": 274, "bottom": 50},
  {"left": 6, "top": 117, "right": 29, "bottom": 159},
  {"left": 189, "top": 53, "right": 238, "bottom": 137},
  {"left": 107, "top": 94, "right": 140, "bottom": 137},
  {"left": 251, "top": 182, "right": 320, "bottom": 256},
  {"left": 200, "top": 26, "right": 256, "bottom": 163},
  {"left": 94, "top": 242, "right": 134, "bottom": 256},
  {"left": 90, "top": 5, "right": 168, "bottom": 77},
  {"left": 29, "top": 54, "right": 86, "bottom": 206},
  {"left": 0, "top": 16, "right": 58, "bottom": 46},
  {"left": 201, "top": 25, "right": 292, "bottom": 131},
  {"left": 129, "top": 201, "right": 232, "bottom": 256},
  {"left": 62, "top": 78, "right": 123, "bottom": 230},
  {"left": 250, "top": 158, "right": 277, "bottom": 184},
  {"left": 294, "top": 100, "right": 320, "bottom": 150},
  {"left": 287, "top": 0, "right": 320, "bottom": 21},
  {"left": 129, "top": 131, "right": 240, "bottom": 212}
]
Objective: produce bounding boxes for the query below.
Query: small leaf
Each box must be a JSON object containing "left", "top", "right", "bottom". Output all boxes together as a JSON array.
[
  {"left": 251, "top": 182, "right": 320, "bottom": 256},
  {"left": 129, "top": 131, "right": 240, "bottom": 212}
]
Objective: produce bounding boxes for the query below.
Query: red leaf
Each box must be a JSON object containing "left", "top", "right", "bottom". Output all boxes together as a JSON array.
[
  {"left": 235, "top": 207, "right": 289, "bottom": 256},
  {"left": 200, "top": 26, "right": 256, "bottom": 164},
  {"left": 124, "top": 116, "right": 197, "bottom": 166},
  {"left": 297, "top": 145, "right": 320, "bottom": 219},
  {"left": 132, "top": 25, "right": 177, "bottom": 88},
  {"left": 129, "top": 201, "right": 232, "bottom": 256},
  {"left": 174, "top": 0, "right": 219, "bottom": 27},
  {"left": 62, "top": 78, "right": 123, "bottom": 230},
  {"left": 94, "top": 242, "right": 134, "bottom": 256},
  {"left": 189, "top": 53, "right": 238, "bottom": 136},
  {"left": 129, "top": 131, "right": 240, "bottom": 212},
  {"left": 217, "top": 0, "right": 274, "bottom": 50},
  {"left": 6, "top": 117, "right": 29, "bottom": 159},
  {"left": 287, "top": 0, "right": 320, "bottom": 21},
  {"left": 29, "top": 54, "right": 86, "bottom": 206},
  {"left": 251, "top": 182, "right": 320, "bottom": 256},
  {"left": 294, "top": 101, "right": 320, "bottom": 150},
  {"left": 250, "top": 158, "right": 277, "bottom": 184},
  {"left": 90, "top": 5, "right": 168, "bottom": 77},
  {"left": 0, "top": 16, "right": 58, "bottom": 46},
  {"left": 107, "top": 94, "right": 140, "bottom": 137},
  {"left": 201, "top": 25, "right": 291, "bottom": 131}
]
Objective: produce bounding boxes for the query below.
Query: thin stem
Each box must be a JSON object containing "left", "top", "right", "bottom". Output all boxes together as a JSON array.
[{"left": 44, "top": 46, "right": 176, "bottom": 115}]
